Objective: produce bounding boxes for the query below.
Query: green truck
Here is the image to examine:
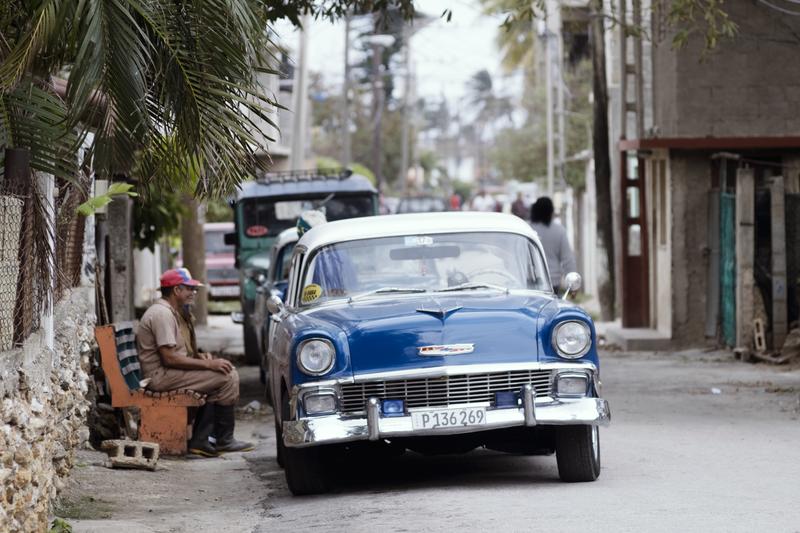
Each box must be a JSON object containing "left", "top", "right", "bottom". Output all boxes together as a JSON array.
[{"left": 226, "top": 169, "right": 378, "bottom": 364}]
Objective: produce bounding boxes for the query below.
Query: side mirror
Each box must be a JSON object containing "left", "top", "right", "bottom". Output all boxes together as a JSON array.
[
  {"left": 562, "top": 272, "right": 582, "bottom": 299},
  {"left": 224, "top": 232, "right": 237, "bottom": 246},
  {"left": 267, "top": 294, "right": 285, "bottom": 316},
  {"left": 230, "top": 312, "right": 244, "bottom": 324}
]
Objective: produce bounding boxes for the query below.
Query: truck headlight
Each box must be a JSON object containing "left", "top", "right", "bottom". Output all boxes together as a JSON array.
[
  {"left": 243, "top": 267, "right": 268, "bottom": 285},
  {"left": 297, "top": 339, "right": 335, "bottom": 376},
  {"left": 552, "top": 321, "right": 591, "bottom": 359}
]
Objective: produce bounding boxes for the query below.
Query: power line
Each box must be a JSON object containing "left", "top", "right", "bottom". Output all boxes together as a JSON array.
[{"left": 756, "top": 0, "right": 800, "bottom": 16}]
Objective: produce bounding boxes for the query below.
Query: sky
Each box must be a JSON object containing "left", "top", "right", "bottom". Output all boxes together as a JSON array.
[{"left": 272, "top": 0, "right": 523, "bottom": 107}]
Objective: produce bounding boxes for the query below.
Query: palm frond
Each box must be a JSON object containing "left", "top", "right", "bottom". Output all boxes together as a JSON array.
[{"left": 0, "top": 80, "right": 80, "bottom": 185}]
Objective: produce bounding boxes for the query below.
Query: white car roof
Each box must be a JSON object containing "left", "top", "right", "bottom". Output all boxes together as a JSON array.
[{"left": 297, "top": 212, "right": 542, "bottom": 251}]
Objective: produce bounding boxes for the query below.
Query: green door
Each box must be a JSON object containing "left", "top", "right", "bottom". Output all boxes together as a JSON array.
[{"left": 720, "top": 192, "right": 736, "bottom": 347}]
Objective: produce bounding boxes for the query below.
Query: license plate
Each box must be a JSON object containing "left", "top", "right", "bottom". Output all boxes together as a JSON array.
[
  {"left": 411, "top": 407, "right": 487, "bottom": 430},
  {"left": 210, "top": 286, "right": 239, "bottom": 297}
]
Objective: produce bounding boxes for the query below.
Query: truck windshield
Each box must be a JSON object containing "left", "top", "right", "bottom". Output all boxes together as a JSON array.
[{"left": 241, "top": 195, "right": 373, "bottom": 239}]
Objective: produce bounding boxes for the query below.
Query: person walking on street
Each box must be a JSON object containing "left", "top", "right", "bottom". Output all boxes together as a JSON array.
[
  {"left": 530, "top": 197, "right": 577, "bottom": 293},
  {"left": 137, "top": 268, "right": 254, "bottom": 457}
]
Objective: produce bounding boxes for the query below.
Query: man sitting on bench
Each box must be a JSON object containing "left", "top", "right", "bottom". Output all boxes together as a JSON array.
[{"left": 137, "top": 268, "right": 253, "bottom": 457}]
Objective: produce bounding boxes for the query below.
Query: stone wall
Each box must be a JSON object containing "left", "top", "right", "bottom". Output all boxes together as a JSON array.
[
  {"left": 0, "top": 286, "right": 95, "bottom": 532},
  {"left": 653, "top": 1, "right": 800, "bottom": 138}
]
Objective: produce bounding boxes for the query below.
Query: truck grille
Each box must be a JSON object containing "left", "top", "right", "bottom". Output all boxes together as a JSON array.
[
  {"left": 340, "top": 369, "right": 553, "bottom": 414},
  {"left": 207, "top": 268, "right": 239, "bottom": 280}
]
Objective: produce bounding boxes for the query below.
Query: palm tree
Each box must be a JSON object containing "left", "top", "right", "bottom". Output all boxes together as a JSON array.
[{"left": 0, "top": 0, "right": 283, "bottom": 197}]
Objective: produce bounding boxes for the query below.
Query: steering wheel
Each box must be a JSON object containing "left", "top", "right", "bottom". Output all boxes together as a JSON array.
[
  {"left": 447, "top": 270, "right": 469, "bottom": 287},
  {"left": 466, "top": 268, "right": 519, "bottom": 285}
]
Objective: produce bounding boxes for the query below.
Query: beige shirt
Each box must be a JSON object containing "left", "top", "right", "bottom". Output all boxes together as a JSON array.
[{"left": 137, "top": 299, "right": 189, "bottom": 378}]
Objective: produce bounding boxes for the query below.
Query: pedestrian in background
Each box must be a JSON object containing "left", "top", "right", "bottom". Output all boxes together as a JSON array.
[
  {"left": 530, "top": 197, "right": 577, "bottom": 293},
  {"left": 511, "top": 192, "right": 527, "bottom": 219},
  {"left": 470, "top": 188, "right": 495, "bottom": 211}
]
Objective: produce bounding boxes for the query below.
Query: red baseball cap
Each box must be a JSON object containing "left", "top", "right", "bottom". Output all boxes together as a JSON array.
[{"left": 160, "top": 268, "right": 204, "bottom": 288}]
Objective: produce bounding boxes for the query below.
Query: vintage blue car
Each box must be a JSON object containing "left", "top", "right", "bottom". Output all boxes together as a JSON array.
[{"left": 266, "top": 212, "right": 610, "bottom": 495}]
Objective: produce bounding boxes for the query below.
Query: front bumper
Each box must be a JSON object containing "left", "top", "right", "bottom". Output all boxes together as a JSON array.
[{"left": 283, "top": 387, "right": 611, "bottom": 448}]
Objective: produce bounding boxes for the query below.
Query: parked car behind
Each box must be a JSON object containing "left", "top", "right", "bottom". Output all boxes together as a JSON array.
[
  {"left": 254, "top": 227, "right": 298, "bottom": 390},
  {"left": 204, "top": 222, "right": 239, "bottom": 300},
  {"left": 266, "top": 212, "right": 610, "bottom": 495}
]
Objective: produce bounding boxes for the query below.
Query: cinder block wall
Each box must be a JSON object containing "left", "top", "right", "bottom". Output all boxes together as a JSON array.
[
  {"left": 669, "top": 154, "right": 712, "bottom": 347},
  {"left": 653, "top": 2, "right": 800, "bottom": 138}
]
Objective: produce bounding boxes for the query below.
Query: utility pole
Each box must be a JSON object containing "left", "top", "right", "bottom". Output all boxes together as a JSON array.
[
  {"left": 543, "top": 0, "right": 563, "bottom": 197},
  {"left": 290, "top": 15, "right": 310, "bottom": 170},
  {"left": 371, "top": 40, "right": 385, "bottom": 192},
  {"left": 400, "top": 23, "right": 411, "bottom": 194},
  {"left": 342, "top": 14, "right": 352, "bottom": 167},
  {"left": 543, "top": 13, "right": 554, "bottom": 197}
]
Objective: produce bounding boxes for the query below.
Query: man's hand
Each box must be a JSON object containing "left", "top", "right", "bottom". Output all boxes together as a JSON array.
[
  {"left": 199, "top": 351, "right": 213, "bottom": 360},
  {"left": 207, "top": 358, "right": 234, "bottom": 375}
]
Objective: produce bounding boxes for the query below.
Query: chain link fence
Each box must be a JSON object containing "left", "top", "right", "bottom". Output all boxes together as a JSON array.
[{"left": 0, "top": 152, "right": 87, "bottom": 351}]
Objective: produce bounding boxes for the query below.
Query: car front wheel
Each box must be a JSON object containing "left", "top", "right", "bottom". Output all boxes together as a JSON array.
[
  {"left": 555, "top": 425, "right": 601, "bottom": 482},
  {"left": 284, "top": 445, "right": 330, "bottom": 496}
]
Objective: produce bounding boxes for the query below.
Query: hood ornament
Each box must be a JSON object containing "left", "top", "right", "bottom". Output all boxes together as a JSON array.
[
  {"left": 416, "top": 305, "right": 463, "bottom": 320},
  {"left": 418, "top": 343, "right": 475, "bottom": 356}
]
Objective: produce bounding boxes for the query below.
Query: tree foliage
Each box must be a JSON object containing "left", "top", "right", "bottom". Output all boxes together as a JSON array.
[{"left": 0, "top": 0, "right": 418, "bottom": 199}]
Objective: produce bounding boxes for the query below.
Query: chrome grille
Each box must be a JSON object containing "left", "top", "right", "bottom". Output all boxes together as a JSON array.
[{"left": 340, "top": 369, "right": 552, "bottom": 413}]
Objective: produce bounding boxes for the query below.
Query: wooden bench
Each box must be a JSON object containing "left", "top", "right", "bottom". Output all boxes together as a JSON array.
[{"left": 95, "top": 325, "right": 206, "bottom": 455}]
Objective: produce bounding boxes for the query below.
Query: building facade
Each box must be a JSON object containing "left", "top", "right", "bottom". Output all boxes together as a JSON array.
[{"left": 606, "top": 0, "right": 800, "bottom": 351}]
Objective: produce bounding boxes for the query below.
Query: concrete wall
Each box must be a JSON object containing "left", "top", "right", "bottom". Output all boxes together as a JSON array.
[
  {"left": 669, "top": 154, "right": 712, "bottom": 346},
  {"left": 0, "top": 286, "right": 94, "bottom": 531},
  {"left": 653, "top": 2, "right": 800, "bottom": 138}
]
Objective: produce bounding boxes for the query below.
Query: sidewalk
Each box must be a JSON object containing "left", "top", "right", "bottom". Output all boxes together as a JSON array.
[
  {"left": 55, "top": 365, "right": 276, "bottom": 532},
  {"left": 195, "top": 314, "right": 244, "bottom": 360}
]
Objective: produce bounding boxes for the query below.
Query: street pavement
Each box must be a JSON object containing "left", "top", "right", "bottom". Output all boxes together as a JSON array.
[{"left": 61, "top": 315, "right": 800, "bottom": 532}]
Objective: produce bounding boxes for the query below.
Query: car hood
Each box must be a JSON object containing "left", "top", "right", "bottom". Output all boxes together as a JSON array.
[{"left": 305, "top": 292, "right": 553, "bottom": 375}]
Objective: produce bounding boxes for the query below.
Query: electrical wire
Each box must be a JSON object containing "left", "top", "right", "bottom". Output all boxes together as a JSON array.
[{"left": 756, "top": 0, "right": 800, "bottom": 16}]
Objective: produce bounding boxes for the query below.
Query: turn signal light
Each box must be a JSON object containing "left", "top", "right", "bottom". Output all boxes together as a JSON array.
[{"left": 495, "top": 391, "right": 520, "bottom": 408}]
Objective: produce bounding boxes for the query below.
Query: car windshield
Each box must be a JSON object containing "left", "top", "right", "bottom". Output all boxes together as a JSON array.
[
  {"left": 241, "top": 195, "right": 374, "bottom": 238},
  {"left": 298, "top": 232, "right": 550, "bottom": 306},
  {"left": 205, "top": 231, "right": 233, "bottom": 254}
]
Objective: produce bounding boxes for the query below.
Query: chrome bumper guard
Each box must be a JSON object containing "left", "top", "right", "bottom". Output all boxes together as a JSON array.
[{"left": 283, "top": 384, "right": 611, "bottom": 448}]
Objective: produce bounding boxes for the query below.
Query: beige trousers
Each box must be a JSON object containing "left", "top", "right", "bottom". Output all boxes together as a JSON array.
[{"left": 147, "top": 367, "right": 240, "bottom": 406}]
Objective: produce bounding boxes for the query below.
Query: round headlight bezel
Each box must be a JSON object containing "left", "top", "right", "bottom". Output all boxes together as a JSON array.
[
  {"left": 297, "top": 338, "right": 336, "bottom": 376},
  {"left": 552, "top": 320, "right": 592, "bottom": 359}
]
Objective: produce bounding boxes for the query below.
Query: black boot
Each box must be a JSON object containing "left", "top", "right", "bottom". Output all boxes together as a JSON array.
[
  {"left": 188, "top": 404, "right": 220, "bottom": 458},
  {"left": 213, "top": 404, "right": 254, "bottom": 453}
]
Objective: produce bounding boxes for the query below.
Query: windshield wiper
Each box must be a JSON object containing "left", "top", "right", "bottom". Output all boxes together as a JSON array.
[
  {"left": 349, "top": 287, "right": 427, "bottom": 302},
  {"left": 438, "top": 282, "right": 509, "bottom": 294}
]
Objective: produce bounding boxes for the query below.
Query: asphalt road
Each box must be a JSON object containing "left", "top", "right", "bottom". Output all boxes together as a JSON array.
[
  {"left": 64, "top": 316, "right": 800, "bottom": 532},
  {"left": 246, "top": 349, "right": 800, "bottom": 533}
]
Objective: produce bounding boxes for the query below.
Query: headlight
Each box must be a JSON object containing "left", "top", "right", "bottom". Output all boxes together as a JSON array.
[
  {"left": 297, "top": 339, "right": 335, "bottom": 375},
  {"left": 303, "top": 392, "right": 337, "bottom": 415},
  {"left": 243, "top": 267, "right": 268, "bottom": 284},
  {"left": 552, "top": 321, "right": 591, "bottom": 359}
]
